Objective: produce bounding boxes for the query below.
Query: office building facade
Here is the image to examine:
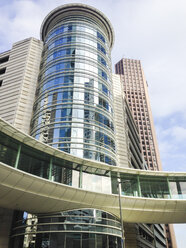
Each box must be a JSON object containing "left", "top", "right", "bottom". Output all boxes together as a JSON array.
[
  {"left": 0, "top": 38, "right": 43, "bottom": 134},
  {"left": 0, "top": 37, "right": 43, "bottom": 248},
  {"left": 115, "top": 58, "right": 177, "bottom": 248},
  {"left": 115, "top": 58, "right": 161, "bottom": 171}
]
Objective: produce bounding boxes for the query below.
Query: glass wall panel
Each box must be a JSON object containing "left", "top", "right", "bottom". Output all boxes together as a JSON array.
[
  {"left": 97, "top": 234, "right": 103, "bottom": 248},
  {"left": 82, "top": 171, "right": 111, "bottom": 193},
  {"left": 89, "top": 233, "right": 96, "bottom": 248},
  {"left": 82, "top": 233, "right": 89, "bottom": 248},
  {"left": 50, "top": 233, "right": 65, "bottom": 248},
  {"left": 169, "top": 180, "right": 179, "bottom": 199},
  {"left": 35, "top": 233, "right": 50, "bottom": 248},
  {"left": 11, "top": 236, "right": 24, "bottom": 248},
  {"left": 180, "top": 181, "right": 186, "bottom": 198},
  {"left": 169, "top": 177, "right": 186, "bottom": 199},
  {"left": 18, "top": 144, "right": 50, "bottom": 179},
  {"left": 66, "top": 233, "right": 81, "bottom": 248},
  {"left": 0, "top": 132, "right": 18, "bottom": 167},
  {"left": 140, "top": 176, "right": 169, "bottom": 198},
  {"left": 117, "top": 237, "right": 122, "bottom": 248},
  {"left": 120, "top": 174, "right": 138, "bottom": 197},
  {"left": 52, "top": 157, "right": 73, "bottom": 185},
  {"left": 109, "top": 235, "right": 118, "bottom": 248}
]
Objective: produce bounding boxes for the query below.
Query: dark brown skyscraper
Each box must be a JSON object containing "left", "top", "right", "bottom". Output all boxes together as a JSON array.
[{"left": 115, "top": 58, "right": 177, "bottom": 248}]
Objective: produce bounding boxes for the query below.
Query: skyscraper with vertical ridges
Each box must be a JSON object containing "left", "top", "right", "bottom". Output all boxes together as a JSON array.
[{"left": 115, "top": 58, "right": 177, "bottom": 248}]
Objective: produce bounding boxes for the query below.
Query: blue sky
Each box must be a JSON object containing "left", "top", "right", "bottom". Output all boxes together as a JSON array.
[{"left": 0, "top": 0, "right": 186, "bottom": 246}]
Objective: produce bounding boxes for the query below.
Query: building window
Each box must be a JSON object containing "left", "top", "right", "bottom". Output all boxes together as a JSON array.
[
  {"left": 0, "top": 67, "right": 6, "bottom": 75},
  {"left": 0, "top": 56, "right": 9, "bottom": 64},
  {"left": 0, "top": 80, "right": 2, "bottom": 87}
]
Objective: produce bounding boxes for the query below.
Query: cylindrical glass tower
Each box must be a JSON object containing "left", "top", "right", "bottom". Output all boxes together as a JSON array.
[
  {"left": 17, "top": 5, "right": 123, "bottom": 248},
  {"left": 11, "top": 209, "right": 122, "bottom": 248},
  {"left": 30, "top": 3, "right": 116, "bottom": 165}
]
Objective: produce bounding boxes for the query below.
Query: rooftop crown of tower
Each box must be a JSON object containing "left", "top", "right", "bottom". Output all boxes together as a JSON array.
[{"left": 40, "top": 3, "right": 114, "bottom": 48}]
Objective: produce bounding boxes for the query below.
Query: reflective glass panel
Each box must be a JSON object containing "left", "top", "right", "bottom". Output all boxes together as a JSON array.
[
  {"left": 140, "top": 176, "right": 169, "bottom": 198},
  {"left": 120, "top": 174, "right": 138, "bottom": 196},
  {"left": 0, "top": 132, "right": 18, "bottom": 167},
  {"left": 18, "top": 144, "right": 50, "bottom": 179}
]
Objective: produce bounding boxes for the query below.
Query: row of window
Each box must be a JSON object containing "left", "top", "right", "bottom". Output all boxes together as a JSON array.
[
  {"left": 47, "top": 36, "right": 107, "bottom": 55},
  {"left": 32, "top": 128, "right": 115, "bottom": 154},
  {"left": 45, "top": 48, "right": 107, "bottom": 68},
  {"left": 13, "top": 223, "right": 121, "bottom": 236},
  {"left": 83, "top": 149, "right": 116, "bottom": 165},
  {"left": 33, "top": 91, "right": 112, "bottom": 116},
  {"left": 34, "top": 126, "right": 116, "bottom": 151},
  {"left": 37, "top": 136, "right": 115, "bottom": 153},
  {"left": 14, "top": 209, "right": 120, "bottom": 225},
  {"left": 46, "top": 23, "right": 106, "bottom": 45},
  {"left": 36, "top": 76, "right": 111, "bottom": 99},
  {"left": 42, "top": 60, "right": 108, "bottom": 82},
  {"left": 12, "top": 209, "right": 121, "bottom": 247},
  {"left": 52, "top": 143, "right": 116, "bottom": 165},
  {"left": 12, "top": 232, "right": 122, "bottom": 248},
  {"left": 31, "top": 108, "right": 114, "bottom": 136}
]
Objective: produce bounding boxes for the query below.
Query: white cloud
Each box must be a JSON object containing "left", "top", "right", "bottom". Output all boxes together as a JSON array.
[{"left": 171, "top": 126, "right": 186, "bottom": 142}]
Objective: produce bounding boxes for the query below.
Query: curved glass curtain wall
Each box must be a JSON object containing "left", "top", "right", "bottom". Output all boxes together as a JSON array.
[
  {"left": 1, "top": 130, "right": 186, "bottom": 199},
  {"left": 11, "top": 209, "right": 122, "bottom": 248},
  {"left": 30, "top": 17, "right": 116, "bottom": 166}
]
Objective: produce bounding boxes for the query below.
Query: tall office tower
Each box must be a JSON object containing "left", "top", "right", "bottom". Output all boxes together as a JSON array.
[
  {"left": 115, "top": 58, "right": 161, "bottom": 171},
  {"left": 30, "top": 4, "right": 116, "bottom": 166},
  {"left": 0, "top": 38, "right": 42, "bottom": 134},
  {"left": 112, "top": 74, "right": 144, "bottom": 170},
  {"left": 112, "top": 74, "right": 158, "bottom": 248},
  {"left": 0, "top": 37, "right": 42, "bottom": 248},
  {"left": 115, "top": 58, "right": 177, "bottom": 248}
]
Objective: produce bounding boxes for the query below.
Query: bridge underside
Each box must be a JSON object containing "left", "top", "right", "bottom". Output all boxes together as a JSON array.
[{"left": 0, "top": 162, "right": 185, "bottom": 224}]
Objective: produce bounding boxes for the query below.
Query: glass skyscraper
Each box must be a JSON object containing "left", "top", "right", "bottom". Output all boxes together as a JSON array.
[
  {"left": 30, "top": 4, "right": 116, "bottom": 166},
  {"left": 18, "top": 4, "right": 121, "bottom": 248}
]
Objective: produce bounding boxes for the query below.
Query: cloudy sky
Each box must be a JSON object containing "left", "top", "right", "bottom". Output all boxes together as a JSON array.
[{"left": 0, "top": 0, "right": 186, "bottom": 246}]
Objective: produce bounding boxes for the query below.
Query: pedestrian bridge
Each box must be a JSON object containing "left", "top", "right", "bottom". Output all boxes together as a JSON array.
[{"left": 0, "top": 118, "right": 186, "bottom": 224}]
